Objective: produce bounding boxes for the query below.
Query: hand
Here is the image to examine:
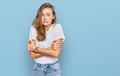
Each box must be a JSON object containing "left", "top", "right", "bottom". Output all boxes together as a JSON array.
[
  {"left": 51, "top": 39, "right": 63, "bottom": 50},
  {"left": 27, "top": 39, "right": 37, "bottom": 52}
]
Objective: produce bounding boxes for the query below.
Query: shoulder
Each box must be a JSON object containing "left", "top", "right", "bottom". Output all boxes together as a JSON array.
[
  {"left": 30, "top": 25, "right": 36, "bottom": 30},
  {"left": 30, "top": 25, "right": 36, "bottom": 33},
  {"left": 53, "top": 23, "right": 63, "bottom": 29}
]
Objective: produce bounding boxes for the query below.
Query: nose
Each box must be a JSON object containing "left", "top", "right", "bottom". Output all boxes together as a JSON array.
[{"left": 44, "top": 16, "right": 47, "bottom": 20}]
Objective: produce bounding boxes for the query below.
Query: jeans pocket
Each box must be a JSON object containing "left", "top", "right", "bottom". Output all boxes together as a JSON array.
[
  {"left": 52, "top": 62, "right": 61, "bottom": 71},
  {"left": 33, "top": 63, "right": 42, "bottom": 70}
]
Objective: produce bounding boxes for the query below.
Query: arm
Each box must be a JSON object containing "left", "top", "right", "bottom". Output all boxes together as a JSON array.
[
  {"left": 29, "top": 51, "right": 44, "bottom": 58},
  {"left": 28, "top": 39, "right": 63, "bottom": 58},
  {"left": 36, "top": 39, "right": 63, "bottom": 58},
  {"left": 27, "top": 40, "right": 43, "bottom": 58}
]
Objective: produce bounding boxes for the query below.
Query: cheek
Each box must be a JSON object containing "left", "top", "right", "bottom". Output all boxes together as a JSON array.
[
  {"left": 48, "top": 16, "right": 53, "bottom": 20},
  {"left": 41, "top": 16, "right": 54, "bottom": 24},
  {"left": 48, "top": 17, "right": 54, "bottom": 22},
  {"left": 41, "top": 17, "right": 44, "bottom": 21}
]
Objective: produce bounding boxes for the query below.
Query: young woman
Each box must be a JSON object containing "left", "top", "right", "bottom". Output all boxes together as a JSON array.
[{"left": 27, "top": 2, "right": 65, "bottom": 76}]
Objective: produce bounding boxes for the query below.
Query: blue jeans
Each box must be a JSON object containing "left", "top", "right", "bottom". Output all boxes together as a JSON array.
[{"left": 32, "top": 61, "right": 61, "bottom": 76}]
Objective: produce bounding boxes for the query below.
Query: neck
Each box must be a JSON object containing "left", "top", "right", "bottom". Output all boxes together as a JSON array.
[{"left": 45, "top": 24, "right": 51, "bottom": 31}]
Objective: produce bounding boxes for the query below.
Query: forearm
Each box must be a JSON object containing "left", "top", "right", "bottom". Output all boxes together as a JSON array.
[
  {"left": 28, "top": 39, "right": 63, "bottom": 58},
  {"left": 29, "top": 51, "right": 43, "bottom": 59},
  {"left": 37, "top": 47, "right": 61, "bottom": 58}
]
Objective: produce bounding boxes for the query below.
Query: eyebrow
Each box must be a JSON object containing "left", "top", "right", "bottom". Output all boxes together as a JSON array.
[
  {"left": 45, "top": 12, "right": 51, "bottom": 14},
  {"left": 42, "top": 12, "right": 51, "bottom": 14}
]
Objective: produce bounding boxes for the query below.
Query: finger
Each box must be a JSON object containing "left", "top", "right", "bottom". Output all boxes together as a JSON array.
[
  {"left": 54, "top": 46, "right": 62, "bottom": 49},
  {"left": 28, "top": 43, "right": 36, "bottom": 49},
  {"left": 57, "top": 38, "right": 63, "bottom": 42},
  {"left": 56, "top": 38, "right": 63, "bottom": 41},
  {"left": 53, "top": 40, "right": 57, "bottom": 43},
  {"left": 54, "top": 45, "right": 62, "bottom": 48},
  {"left": 28, "top": 41, "right": 31, "bottom": 44},
  {"left": 55, "top": 44, "right": 62, "bottom": 48},
  {"left": 55, "top": 42, "right": 62, "bottom": 45},
  {"left": 27, "top": 46, "right": 32, "bottom": 51},
  {"left": 55, "top": 39, "right": 62, "bottom": 42},
  {"left": 53, "top": 38, "right": 62, "bottom": 42},
  {"left": 27, "top": 44, "right": 31, "bottom": 47},
  {"left": 28, "top": 40, "right": 35, "bottom": 44},
  {"left": 56, "top": 43, "right": 62, "bottom": 46},
  {"left": 55, "top": 46, "right": 62, "bottom": 48},
  {"left": 31, "top": 41, "right": 36, "bottom": 45}
]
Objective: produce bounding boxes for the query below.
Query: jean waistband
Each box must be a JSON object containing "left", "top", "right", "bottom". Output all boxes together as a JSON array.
[
  {"left": 33, "top": 61, "right": 59, "bottom": 70},
  {"left": 35, "top": 61, "right": 58, "bottom": 66}
]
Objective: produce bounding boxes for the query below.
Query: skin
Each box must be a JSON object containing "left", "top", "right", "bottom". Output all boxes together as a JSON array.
[{"left": 27, "top": 8, "right": 63, "bottom": 58}]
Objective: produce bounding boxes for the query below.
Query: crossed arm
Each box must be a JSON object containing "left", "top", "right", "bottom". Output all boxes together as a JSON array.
[{"left": 27, "top": 39, "right": 63, "bottom": 58}]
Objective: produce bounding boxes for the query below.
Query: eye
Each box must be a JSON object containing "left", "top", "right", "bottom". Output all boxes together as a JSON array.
[{"left": 46, "top": 13, "right": 50, "bottom": 16}]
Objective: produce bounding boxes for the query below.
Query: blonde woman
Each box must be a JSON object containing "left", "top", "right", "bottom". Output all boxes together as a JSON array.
[{"left": 27, "top": 2, "right": 65, "bottom": 76}]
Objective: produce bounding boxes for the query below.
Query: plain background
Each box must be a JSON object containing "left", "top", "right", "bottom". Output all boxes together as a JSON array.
[{"left": 0, "top": 0, "right": 120, "bottom": 76}]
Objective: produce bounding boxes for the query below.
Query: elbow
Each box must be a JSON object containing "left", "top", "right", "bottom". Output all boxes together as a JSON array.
[
  {"left": 54, "top": 52, "right": 60, "bottom": 58},
  {"left": 30, "top": 53, "right": 36, "bottom": 59},
  {"left": 30, "top": 55, "right": 35, "bottom": 59},
  {"left": 54, "top": 55, "right": 59, "bottom": 58},
  {"left": 53, "top": 49, "right": 61, "bottom": 58},
  {"left": 29, "top": 52, "right": 37, "bottom": 59}
]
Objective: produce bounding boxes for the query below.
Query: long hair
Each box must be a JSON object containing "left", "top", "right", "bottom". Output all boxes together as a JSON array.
[{"left": 32, "top": 2, "right": 56, "bottom": 41}]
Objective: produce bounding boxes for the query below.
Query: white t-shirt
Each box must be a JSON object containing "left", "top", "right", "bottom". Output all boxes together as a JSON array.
[{"left": 28, "top": 23, "right": 65, "bottom": 64}]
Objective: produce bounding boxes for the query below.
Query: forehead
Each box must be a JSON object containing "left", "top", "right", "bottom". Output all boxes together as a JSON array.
[{"left": 42, "top": 8, "right": 53, "bottom": 14}]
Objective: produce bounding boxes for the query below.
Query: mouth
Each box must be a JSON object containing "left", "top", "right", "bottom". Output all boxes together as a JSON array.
[{"left": 43, "top": 21, "right": 48, "bottom": 23}]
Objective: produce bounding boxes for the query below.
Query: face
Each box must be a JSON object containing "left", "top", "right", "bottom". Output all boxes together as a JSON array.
[{"left": 41, "top": 8, "right": 55, "bottom": 26}]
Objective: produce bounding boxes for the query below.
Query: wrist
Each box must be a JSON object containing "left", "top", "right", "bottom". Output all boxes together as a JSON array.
[{"left": 34, "top": 47, "right": 38, "bottom": 53}]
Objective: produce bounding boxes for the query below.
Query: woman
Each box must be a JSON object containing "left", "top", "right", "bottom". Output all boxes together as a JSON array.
[{"left": 27, "top": 2, "right": 65, "bottom": 76}]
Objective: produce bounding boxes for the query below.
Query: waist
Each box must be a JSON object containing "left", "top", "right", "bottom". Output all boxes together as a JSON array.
[
  {"left": 34, "top": 60, "right": 58, "bottom": 65},
  {"left": 34, "top": 56, "right": 58, "bottom": 64},
  {"left": 33, "top": 61, "right": 60, "bottom": 70}
]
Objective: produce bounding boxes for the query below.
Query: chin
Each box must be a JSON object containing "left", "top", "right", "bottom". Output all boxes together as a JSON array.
[
  {"left": 42, "top": 23, "right": 50, "bottom": 26},
  {"left": 43, "top": 24, "right": 48, "bottom": 26}
]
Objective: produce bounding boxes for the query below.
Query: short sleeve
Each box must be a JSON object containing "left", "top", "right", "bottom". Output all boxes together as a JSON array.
[
  {"left": 28, "top": 26, "right": 36, "bottom": 41},
  {"left": 54, "top": 24, "right": 65, "bottom": 42}
]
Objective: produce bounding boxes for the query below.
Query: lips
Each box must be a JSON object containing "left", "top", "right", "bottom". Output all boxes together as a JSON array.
[{"left": 43, "top": 21, "right": 48, "bottom": 23}]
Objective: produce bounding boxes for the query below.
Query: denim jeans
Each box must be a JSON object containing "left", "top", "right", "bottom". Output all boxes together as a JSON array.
[{"left": 32, "top": 61, "right": 61, "bottom": 76}]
